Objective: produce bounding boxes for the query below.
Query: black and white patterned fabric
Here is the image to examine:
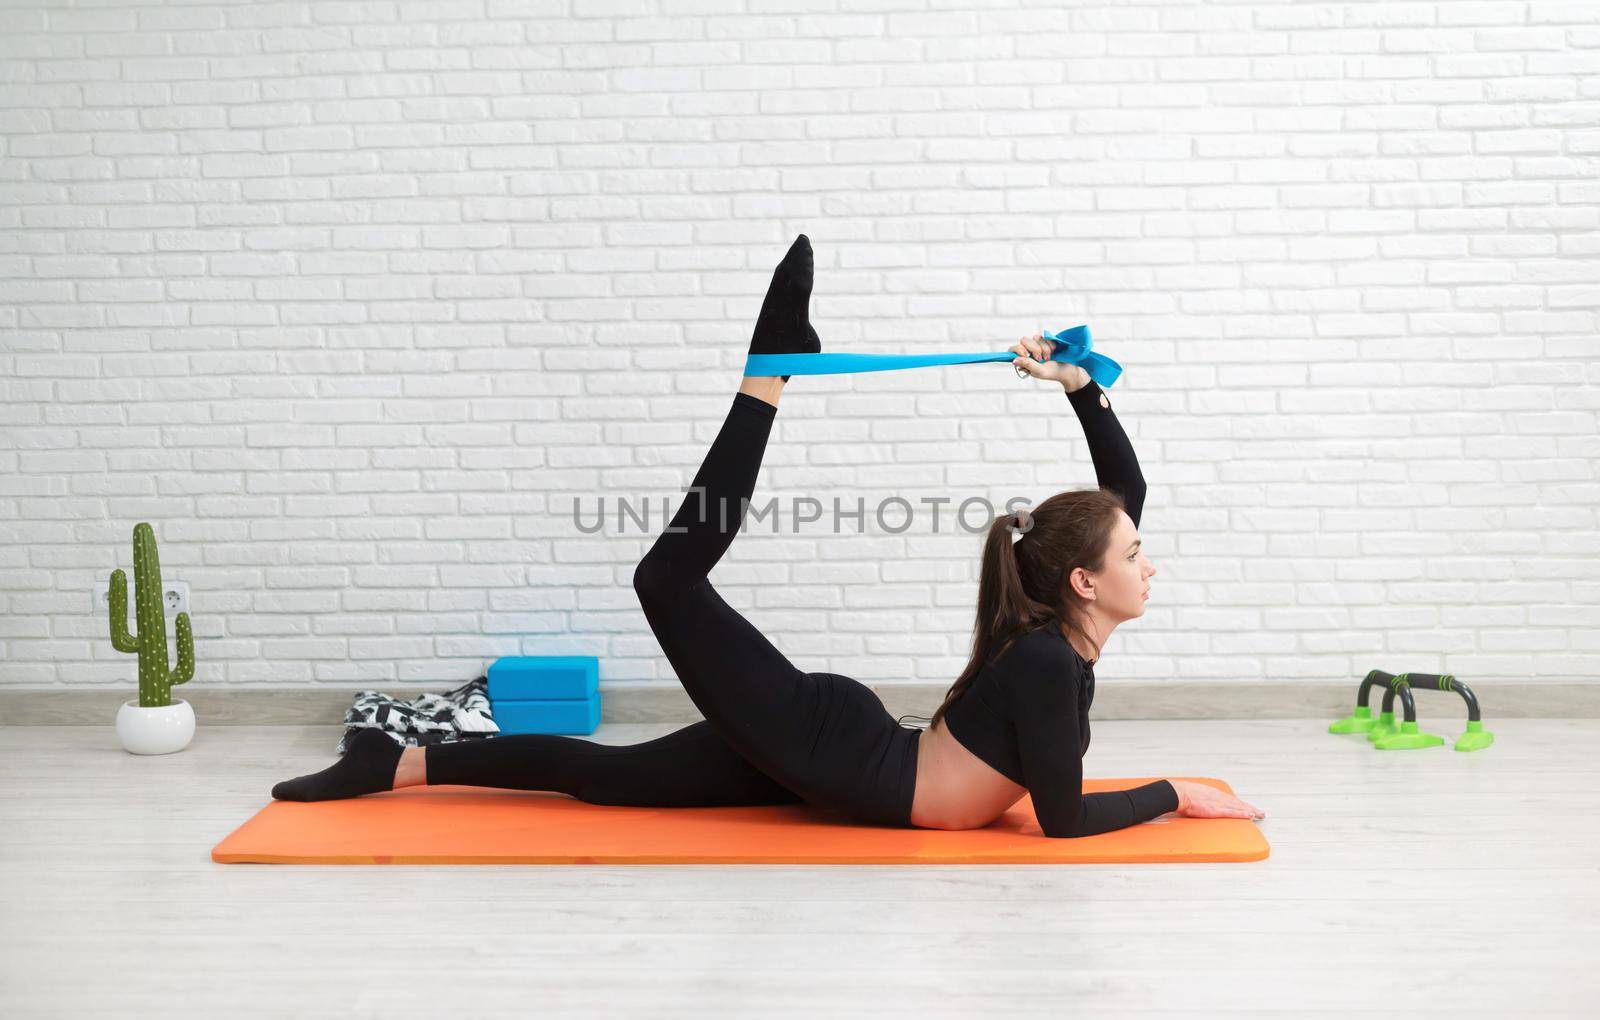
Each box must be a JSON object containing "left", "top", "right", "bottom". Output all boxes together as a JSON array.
[{"left": 335, "top": 675, "right": 500, "bottom": 755}]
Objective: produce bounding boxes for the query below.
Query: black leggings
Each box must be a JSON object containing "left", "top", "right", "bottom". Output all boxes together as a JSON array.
[{"left": 426, "top": 391, "right": 922, "bottom": 828}]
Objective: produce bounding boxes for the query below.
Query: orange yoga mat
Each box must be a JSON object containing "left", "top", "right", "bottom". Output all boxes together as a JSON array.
[{"left": 213, "top": 776, "right": 1268, "bottom": 865}]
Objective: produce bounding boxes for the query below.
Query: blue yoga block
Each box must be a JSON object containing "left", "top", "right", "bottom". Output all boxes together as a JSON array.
[
  {"left": 487, "top": 655, "right": 598, "bottom": 701},
  {"left": 494, "top": 696, "right": 601, "bottom": 736}
]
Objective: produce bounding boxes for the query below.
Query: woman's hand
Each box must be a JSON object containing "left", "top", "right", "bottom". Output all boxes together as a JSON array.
[
  {"left": 1011, "top": 332, "right": 1091, "bottom": 393},
  {"left": 1169, "top": 779, "right": 1266, "bottom": 820}
]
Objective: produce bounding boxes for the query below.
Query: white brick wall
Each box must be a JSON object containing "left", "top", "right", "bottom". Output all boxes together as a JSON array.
[{"left": 2, "top": 1, "right": 1597, "bottom": 697}]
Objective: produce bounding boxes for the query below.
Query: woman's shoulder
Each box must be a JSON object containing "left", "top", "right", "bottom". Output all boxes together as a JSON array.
[
  {"left": 982, "top": 628, "right": 1084, "bottom": 716},
  {"left": 992, "top": 624, "right": 1083, "bottom": 674}
]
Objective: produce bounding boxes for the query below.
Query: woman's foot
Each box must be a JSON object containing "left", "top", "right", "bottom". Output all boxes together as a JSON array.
[
  {"left": 749, "top": 233, "right": 822, "bottom": 382},
  {"left": 270, "top": 727, "right": 405, "bottom": 802}
]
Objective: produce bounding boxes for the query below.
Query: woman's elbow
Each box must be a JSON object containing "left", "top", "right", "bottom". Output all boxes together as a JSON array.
[
  {"left": 1036, "top": 812, "right": 1090, "bottom": 839},
  {"left": 1038, "top": 826, "right": 1089, "bottom": 839}
]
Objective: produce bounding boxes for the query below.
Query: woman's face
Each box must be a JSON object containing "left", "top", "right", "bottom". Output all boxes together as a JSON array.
[{"left": 1083, "top": 511, "right": 1156, "bottom": 619}]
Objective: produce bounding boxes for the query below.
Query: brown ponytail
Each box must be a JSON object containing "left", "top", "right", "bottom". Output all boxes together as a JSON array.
[{"left": 927, "top": 489, "right": 1128, "bottom": 730}]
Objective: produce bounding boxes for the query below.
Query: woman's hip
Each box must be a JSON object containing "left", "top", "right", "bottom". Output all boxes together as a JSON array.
[{"left": 803, "top": 672, "right": 921, "bottom": 828}]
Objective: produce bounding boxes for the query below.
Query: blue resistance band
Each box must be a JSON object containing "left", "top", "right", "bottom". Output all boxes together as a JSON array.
[{"left": 741, "top": 325, "right": 1122, "bottom": 389}]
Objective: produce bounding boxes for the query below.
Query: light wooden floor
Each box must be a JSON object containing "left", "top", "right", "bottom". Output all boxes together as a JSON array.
[{"left": 2, "top": 718, "right": 1596, "bottom": 1017}]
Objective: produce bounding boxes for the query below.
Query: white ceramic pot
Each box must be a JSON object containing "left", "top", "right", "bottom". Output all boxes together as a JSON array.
[{"left": 116, "top": 697, "right": 196, "bottom": 755}]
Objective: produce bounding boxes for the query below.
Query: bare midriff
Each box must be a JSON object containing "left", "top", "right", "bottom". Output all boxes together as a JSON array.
[{"left": 909, "top": 718, "right": 1026, "bottom": 830}]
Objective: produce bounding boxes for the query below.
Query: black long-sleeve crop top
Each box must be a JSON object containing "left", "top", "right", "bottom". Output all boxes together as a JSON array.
[{"left": 941, "top": 379, "right": 1180, "bottom": 838}]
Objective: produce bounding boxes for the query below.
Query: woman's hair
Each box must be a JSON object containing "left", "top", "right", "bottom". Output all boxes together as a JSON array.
[{"left": 927, "top": 488, "right": 1128, "bottom": 730}]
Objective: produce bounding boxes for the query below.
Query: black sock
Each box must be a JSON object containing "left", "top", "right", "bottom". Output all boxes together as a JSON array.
[
  {"left": 749, "top": 233, "right": 822, "bottom": 382},
  {"left": 271, "top": 727, "right": 406, "bottom": 802}
]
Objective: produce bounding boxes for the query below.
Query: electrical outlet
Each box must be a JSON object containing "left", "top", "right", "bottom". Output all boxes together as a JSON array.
[{"left": 94, "top": 579, "right": 189, "bottom": 618}]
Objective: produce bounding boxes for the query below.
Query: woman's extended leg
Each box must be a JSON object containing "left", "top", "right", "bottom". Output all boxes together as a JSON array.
[
  {"left": 422, "top": 719, "right": 804, "bottom": 807},
  {"left": 271, "top": 718, "right": 805, "bottom": 807}
]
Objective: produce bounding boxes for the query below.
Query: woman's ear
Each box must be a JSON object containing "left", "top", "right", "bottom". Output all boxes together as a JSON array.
[{"left": 1067, "top": 566, "right": 1095, "bottom": 601}]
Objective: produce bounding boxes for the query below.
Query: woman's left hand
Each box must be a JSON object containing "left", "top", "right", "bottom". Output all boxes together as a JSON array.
[{"left": 1011, "top": 332, "right": 1091, "bottom": 393}]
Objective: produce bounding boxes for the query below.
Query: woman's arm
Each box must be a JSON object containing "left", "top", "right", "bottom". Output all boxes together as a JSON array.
[
  {"left": 1010, "top": 332, "right": 1147, "bottom": 527},
  {"left": 1006, "top": 634, "right": 1180, "bottom": 838},
  {"left": 1065, "top": 379, "right": 1147, "bottom": 528}
]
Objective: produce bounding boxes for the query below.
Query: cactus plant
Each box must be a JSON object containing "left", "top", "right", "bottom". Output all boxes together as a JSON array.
[{"left": 109, "top": 521, "right": 194, "bottom": 708}]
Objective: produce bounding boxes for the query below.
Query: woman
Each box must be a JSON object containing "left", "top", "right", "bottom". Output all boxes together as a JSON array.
[{"left": 273, "top": 234, "right": 1265, "bottom": 835}]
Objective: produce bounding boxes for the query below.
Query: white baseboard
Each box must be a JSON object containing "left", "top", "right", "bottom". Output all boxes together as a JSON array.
[{"left": 2, "top": 680, "right": 1594, "bottom": 726}]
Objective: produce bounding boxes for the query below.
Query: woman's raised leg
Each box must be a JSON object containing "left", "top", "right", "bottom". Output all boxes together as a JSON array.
[
  {"left": 628, "top": 238, "right": 842, "bottom": 800},
  {"left": 628, "top": 236, "right": 919, "bottom": 827}
]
